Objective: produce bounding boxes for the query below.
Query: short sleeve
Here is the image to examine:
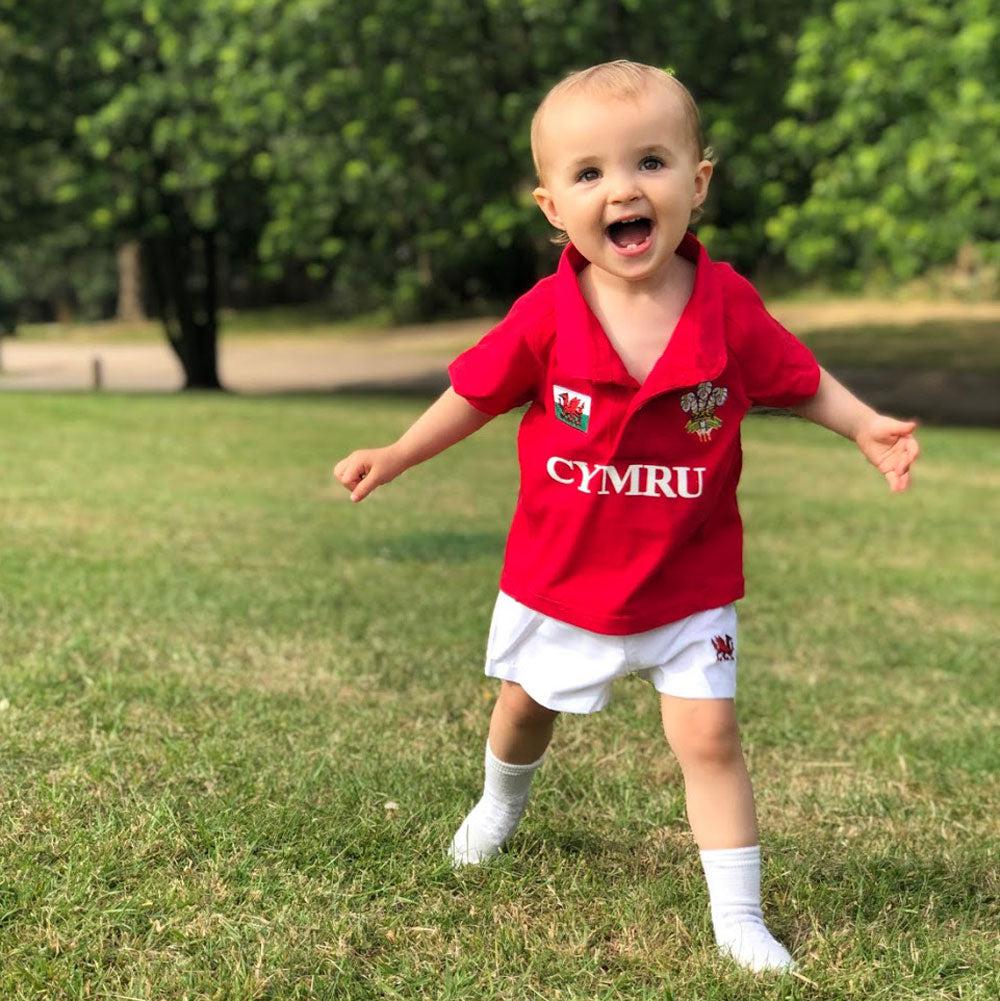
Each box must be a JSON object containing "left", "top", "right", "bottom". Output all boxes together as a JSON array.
[
  {"left": 448, "top": 287, "right": 550, "bottom": 416},
  {"left": 721, "top": 266, "right": 820, "bottom": 408}
]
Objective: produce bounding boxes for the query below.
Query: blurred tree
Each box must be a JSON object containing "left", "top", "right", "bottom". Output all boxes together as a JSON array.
[
  {"left": 0, "top": 234, "right": 117, "bottom": 323},
  {"left": 767, "top": 0, "right": 999, "bottom": 287},
  {"left": 18, "top": 0, "right": 987, "bottom": 358},
  {"left": 249, "top": 0, "right": 545, "bottom": 320},
  {"left": 71, "top": 0, "right": 286, "bottom": 388},
  {"left": 115, "top": 242, "right": 146, "bottom": 322},
  {"left": 256, "top": 0, "right": 824, "bottom": 316},
  {"left": 0, "top": 0, "right": 119, "bottom": 324},
  {"left": 0, "top": 0, "right": 278, "bottom": 387},
  {"left": 1, "top": 0, "right": 828, "bottom": 362}
]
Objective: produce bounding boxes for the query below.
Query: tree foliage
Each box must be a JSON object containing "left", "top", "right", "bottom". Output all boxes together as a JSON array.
[
  {"left": 0, "top": 0, "right": 119, "bottom": 324},
  {"left": 254, "top": 0, "right": 823, "bottom": 316},
  {"left": 72, "top": 0, "right": 286, "bottom": 386},
  {"left": 2, "top": 0, "right": 278, "bottom": 385},
  {"left": 2, "top": 1, "right": 827, "bottom": 363},
  {"left": 767, "top": 0, "right": 999, "bottom": 286},
  {"left": 3, "top": 0, "right": 990, "bottom": 386}
]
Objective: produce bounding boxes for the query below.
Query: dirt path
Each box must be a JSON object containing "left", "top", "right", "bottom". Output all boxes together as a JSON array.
[
  {"left": 0, "top": 337, "right": 469, "bottom": 393},
  {"left": 1, "top": 300, "right": 997, "bottom": 424}
]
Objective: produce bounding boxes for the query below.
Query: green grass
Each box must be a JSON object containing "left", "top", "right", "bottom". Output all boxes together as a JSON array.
[{"left": 0, "top": 394, "right": 996, "bottom": 999}]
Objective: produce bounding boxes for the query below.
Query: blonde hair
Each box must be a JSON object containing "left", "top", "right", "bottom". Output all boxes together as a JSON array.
[{"left": 530, "top": 60, "right": 714, "bottom": 242}]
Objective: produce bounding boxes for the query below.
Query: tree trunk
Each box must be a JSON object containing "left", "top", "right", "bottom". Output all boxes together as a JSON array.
[
  {"left": 145, "top": 227, "right": 223, "bottom": 391},
  {"left": 115, "top": 241, "right": 146, "bottom": 322},
  {"left": 53, "top": 290, "right": 74, "bottom": 324}
]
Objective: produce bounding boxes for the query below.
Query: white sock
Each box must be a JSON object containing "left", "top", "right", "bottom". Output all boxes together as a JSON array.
[
  {"left": 699, "top": 845, "right": 795, "bottom": 973},
  {"left": 448, "top": 741, "right": 545, "bottom": 867}
]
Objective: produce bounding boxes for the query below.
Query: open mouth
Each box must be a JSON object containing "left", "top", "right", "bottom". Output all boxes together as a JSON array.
[{"left": 606, "top": 216, "right": 654, "bottom": 255}]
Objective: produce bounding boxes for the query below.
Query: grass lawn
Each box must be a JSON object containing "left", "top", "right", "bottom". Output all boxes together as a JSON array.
[{"left": 0, "top": 393, "right": 996, "bottom": 999}]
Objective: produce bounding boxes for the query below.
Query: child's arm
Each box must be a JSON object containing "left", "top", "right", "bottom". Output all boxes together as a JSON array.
[
  {"left": 789, "top": 367, "right": 920, "bottom": 492},
  {"left": 333, "top": 387, "right": 495, "bottom": 502}
]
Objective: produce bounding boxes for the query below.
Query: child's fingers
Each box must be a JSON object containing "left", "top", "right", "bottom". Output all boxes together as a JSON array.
[
  {"left": 333, "top": 448, "right": 398, "bottom": 501},
  {"left": 861, "top": 419, "right": 919, "bottom": 492},
  {"left": 875, "top": 435, "right": 919, "bottom": 474},
  {"left": 875, "top": 448, "right": 906, "bottom": 475},
  {"left": 333, "top": 454, "right": 358, "bottom": 482},
  {"left": 334, "top": 452, "right": 370, "bottom": 485},
  {"left": 873, "top": 435, "right": 917, "bottom": 491},
  {"left": 350, "top": 468, "right": 381, "bottom": 503},
  {"left": 891, "top": 437, "right": 920, "bottom": 479},
  {"left": 886, "top": 468, "right": 910, "bottom": 492},
  {"left": 884, "top": 461, "right": 912, "bottom": 490}
]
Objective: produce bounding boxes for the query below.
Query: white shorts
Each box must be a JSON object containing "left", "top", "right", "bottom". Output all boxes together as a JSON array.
[{"left": 484, "top": 591, "right": 738, "bottom": 714}]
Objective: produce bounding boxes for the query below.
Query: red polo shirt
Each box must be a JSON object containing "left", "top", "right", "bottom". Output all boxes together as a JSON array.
[{"left": 448, "top": 232, "right": 820, "bottom": 635}]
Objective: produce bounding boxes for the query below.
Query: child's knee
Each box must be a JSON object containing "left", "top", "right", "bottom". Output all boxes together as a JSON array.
[
  {"left": 498, "top": 680, "right": 559, "bottom": 726},
  {"left": 665, "top": 700, "right": 742, "bottom": 768}
]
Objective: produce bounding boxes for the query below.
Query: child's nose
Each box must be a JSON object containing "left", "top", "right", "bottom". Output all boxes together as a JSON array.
[{"left": 606, "top": 172, "right": 642, "bottom": 204}]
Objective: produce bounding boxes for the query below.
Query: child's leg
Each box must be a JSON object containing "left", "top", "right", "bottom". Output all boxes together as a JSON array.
[
  {"left": 488, "top": 678, "right": 559, "bottom": 763},
  {"left": 449, "top": 680, "right": 557, "bottom": 866},
  {"left": 659, "top": 695, "right": 794, "bottom": 973},
  {"left": 658, "top": 695, "right": 756, "bottom": 847}
]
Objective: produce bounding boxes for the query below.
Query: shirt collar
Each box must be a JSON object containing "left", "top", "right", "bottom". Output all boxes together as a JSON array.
[{"left": 553, "top": 230, "right": 726, "bottom": 400}]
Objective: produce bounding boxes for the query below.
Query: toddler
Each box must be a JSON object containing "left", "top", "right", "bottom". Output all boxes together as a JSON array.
[{"left": 333, "top": 60, "right": 919, "bottom": 973}]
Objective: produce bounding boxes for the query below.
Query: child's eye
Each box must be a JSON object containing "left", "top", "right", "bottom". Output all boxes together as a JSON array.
[
  {"left": 576, "top": 167, "right": 600, "bottom": 183},
  {"left": 640, "top": 156, "right": 664, "bottom": 171}
]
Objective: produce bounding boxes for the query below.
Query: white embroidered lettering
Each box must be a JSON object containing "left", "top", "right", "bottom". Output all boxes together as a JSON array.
[
  {"left": 641, "top": 465, "right": 676, "bottom": 498},
  {"left": 675, "top": 466, "right": 706, "bottom": 498},
  {"left": 599, "top": 464, "right": 640, "bottom": 495},
  {"left": 546, "top": 456, "right": 575, "bottom": 484},
  {"left": 576, "top": 461, "right": 604, "bottom": 494},
  {"left": 544, "top": 457, "right": 704, "bottom": 499}
]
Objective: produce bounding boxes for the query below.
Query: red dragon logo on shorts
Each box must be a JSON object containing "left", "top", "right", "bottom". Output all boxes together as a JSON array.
[{"left": 712, "top": 634, "right": 735, "bottom": 661}]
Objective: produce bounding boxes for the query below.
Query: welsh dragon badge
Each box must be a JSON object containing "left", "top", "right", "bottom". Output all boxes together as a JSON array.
[
  {"left": 712, "top": 634, "right": 735, "bottom": 661},
  {"left": 680, "top": 381, "right": 728, "bottom": 442},
  {"left": 553, "top": 385, "right": 591, "bottom": 431}
]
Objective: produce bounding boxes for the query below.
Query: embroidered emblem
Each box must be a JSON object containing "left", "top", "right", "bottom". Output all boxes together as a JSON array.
[
  {"left": 680, "top": 381, "right": 728, "bottom": 442},
  {"left": 712, "top": 634, "right": 735, "bottom": 662},
  {"left": 553, "top": 385, "right": 591, "bottom": 432}
]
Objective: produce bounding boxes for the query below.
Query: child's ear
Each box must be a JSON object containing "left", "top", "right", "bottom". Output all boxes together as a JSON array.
[
  {"left": 692, "top": 160, "right": 714, "bottom": 209},
  {"left": 533, "top": 186, "right": 565, "bottom": 231}
]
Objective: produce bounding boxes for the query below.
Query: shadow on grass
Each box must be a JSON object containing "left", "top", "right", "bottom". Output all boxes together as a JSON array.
[
  {"left": 802, "top": 319, "right": 1000, "bottom": 372},
  {"left": 798, "top": 848, "right": 996, "bottom": 927},
  {"left": 6, "top": 365, "right": 999, "bottom": 426},
  {"left": 324, "top": 373, "right": 452, "bottom": 397},
  {"left": 375, "top": 530, "right": 506, "bottom": 564},
  {"left": 517, "top": 826, "right": 607, "bottom": 860},
  {"left": 278, "top": 368, "right": 1000, "bottom": 427}
]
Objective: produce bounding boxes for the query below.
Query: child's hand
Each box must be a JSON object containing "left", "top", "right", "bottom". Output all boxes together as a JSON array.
[
  {"left": 854, "top": 416, "right": 920, "bottom": 492},
  {"left": 333, "top": 446, "right": 405, "bottom": 503}
]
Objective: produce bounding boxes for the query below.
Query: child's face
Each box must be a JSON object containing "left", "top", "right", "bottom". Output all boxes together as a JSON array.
[{"left": 532, "top": 86, "right": 712, "bottom": 289}]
